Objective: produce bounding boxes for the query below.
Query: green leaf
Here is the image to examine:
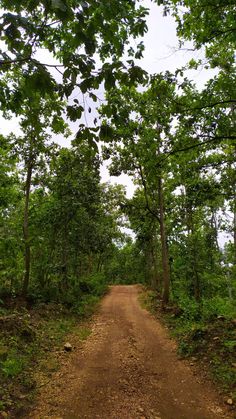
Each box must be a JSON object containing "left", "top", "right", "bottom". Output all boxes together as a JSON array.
[
  {"left": 99, "top": 125, "right": 114, "bottom": 142},
  {"left": 67, "top": 105, "right": 84, "bottom": 121}
]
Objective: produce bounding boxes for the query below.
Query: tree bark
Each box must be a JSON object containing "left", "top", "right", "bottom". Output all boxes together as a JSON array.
[
  {"left": 158, "top": 176, "right": 170, "bottom": 304},
  {"left": 185, "top": 198, "right": 200, "bottom": 302},
  {"left": 62, "top": 218, "right": 68, "bottom": 290},
  {"left": 233, "top": 190, "right": 236, "bottom": 266},
  {"left": 22, "top": 161, "right": 33, "bottom": 296}
]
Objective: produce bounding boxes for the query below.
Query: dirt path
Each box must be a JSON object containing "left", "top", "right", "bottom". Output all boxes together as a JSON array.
[{"left": 30, "top": 285, "right": 232, "bottom": 419}]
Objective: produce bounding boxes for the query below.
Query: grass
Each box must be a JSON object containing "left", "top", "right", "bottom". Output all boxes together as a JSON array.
[
  {"left": 1, "top": 356, "right": 25, "bottom": 378},
  {"left": 0, "top": 295, "right": 100, "bottom": 418},
  {"left": 141, "top": 289, "right": 236, "bottom": 404},
  {"left": 75, "top": 326, "right": 92, "bottom": 341}
]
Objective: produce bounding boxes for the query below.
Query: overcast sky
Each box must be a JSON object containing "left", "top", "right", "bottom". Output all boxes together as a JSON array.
[
  {"left": 101, "top": 1, "right": 217, "bottom": 197},
  {"left": 0, "top": 1, "right": 217, "bottom": 198},
  {"left": 1, "top": 2, "right": 230, "bottom": 244}
]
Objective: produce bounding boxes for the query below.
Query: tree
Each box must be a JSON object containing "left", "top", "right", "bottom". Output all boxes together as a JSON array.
[
  {"left": 10, "top": 86, "right": 68, "bottom": 295},
  {"left": 0, "top": 135, "right": 21, "bottom": 293},
  {"left": 157, "top": 0, "right": 235, "bottom": 70},
  {"left": 100, "top": 56, "right": 235, "bottom": 305},
  {"left": 100, "top": 74, "right": 178, "bottom": 303},
  {"left": 0, "top": 0, "right": 149, "bottom": 119}
]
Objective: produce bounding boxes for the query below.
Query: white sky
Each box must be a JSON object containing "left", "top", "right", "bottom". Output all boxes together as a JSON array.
[
  {"left": 0, "top": 1, "right": 217, "bottom": 199},
  {"left": 100, "top": 1, "right": 217, "bottom": 198},
  {"left": 1, "top": 1, "right": 231, "bottom": 245}
]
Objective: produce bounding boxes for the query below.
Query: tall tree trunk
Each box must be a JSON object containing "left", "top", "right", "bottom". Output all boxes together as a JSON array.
[
  {"left": 22, "top": 161, "right": 33, "bottom": 296},
  {"left": 233, "top": 191, "right": 236, "bottom": 266},
  {"left": 186, "top": 198, "right": 200, "bottom": 301},
  {"left": 62, "top": 218, "right": 68, "bottom": 290},
  {"left": 97, "top": 254, "right": 104, "bottom": 273},
  {"left": 88, "top": 252, "right": 93, "bottom": 275},
  {"left": 208, "top": 211, "right": 215, "bottom": 270},
  {"left": 158, "top": 175, "right": 170, "bottom": 304},
  {"left": 192, "top": 245, "right": 200, "bottom": 301},
  {"left": 212, "top": 211, "right": 220, "bottom": 253},
  {"left": 150, "top": 233, "right": 161, "bottom": 290}
]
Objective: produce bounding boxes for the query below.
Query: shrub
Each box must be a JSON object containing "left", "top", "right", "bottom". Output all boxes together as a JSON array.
[
  {"left": 202, "top": 296, "right": 236, "bottom": 321},
  {"left": 176, "top": 296, "right": 201, "bottom": 321},
  {"left": 1, "top": 355, "right": 25, "bottom": 378}
]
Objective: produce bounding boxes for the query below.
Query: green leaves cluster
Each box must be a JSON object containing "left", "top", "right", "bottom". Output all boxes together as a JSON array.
[
  {"left": 0, "top": 0, "right": 149, "bottom": 119},
  {"left": 0, "top": 0, "right": 235, "bottom": 311},
  {"left": 156, "top": 0, "right": 236, "bottom": 69},
  {"left": 100, "top": 57, "right": 235, "bottom": 303}
]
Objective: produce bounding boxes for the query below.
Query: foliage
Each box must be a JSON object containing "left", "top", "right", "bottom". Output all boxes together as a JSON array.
[
  {"left": 0, "top": 0, "right": 235, "bottom": 410},
  {"left": 143, "top": 289, "right": 236, "bottom": 397},
  {"left": 0, "top": 136, "right": 123, "bottom": 300},
  {"left": 105, "top": 240, "right": 146, "bottom": 285},
  {"left": 156, "top": 0, "right": 235, "bottom": 70},
  {"left": 1, "top": 355, "right": 25, "bottom": 378},
  {"left": 0, "top": 0, "right": 149, "bottom": 122}
]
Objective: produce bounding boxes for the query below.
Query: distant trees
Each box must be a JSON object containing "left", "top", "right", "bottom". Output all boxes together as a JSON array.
[
  {"left": 0, "top": 135, "right": 124, "bottom": 300},
  {"left": 100, "top": 65, "right": 235, "bottom": 305},
  {"left": 0, "top": 0, "right": 235, "bottom": 314},
  {"left": 0, "top": 0, "right": 148, "bottom": 300}
]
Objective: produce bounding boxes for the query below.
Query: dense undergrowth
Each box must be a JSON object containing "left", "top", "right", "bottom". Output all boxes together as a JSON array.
[
  {"left": 0, "top": 274, "right": 108, "bottom": 418},
  {"left": 141, "top": 289, "right": 236, "bottom": 405}
]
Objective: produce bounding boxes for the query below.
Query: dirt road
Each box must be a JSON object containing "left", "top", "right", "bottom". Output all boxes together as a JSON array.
[{"left": 31, "top": 285, "right": 232, "bottom": 419}]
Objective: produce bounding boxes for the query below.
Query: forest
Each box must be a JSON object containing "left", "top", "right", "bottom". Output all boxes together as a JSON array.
[{"left": 0, "top": 0, "right": 235, "bottom": 416}]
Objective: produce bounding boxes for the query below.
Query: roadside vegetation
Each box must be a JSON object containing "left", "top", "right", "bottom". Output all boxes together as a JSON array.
[
  {"left": 141, "top": 289, "right": 236, "bottom": 406},
  {"left": 0, "top": 0, "right": 235, "bottom": 416},
  {"left": 0, "top": 280, "right": 106, "bottom": 417}
]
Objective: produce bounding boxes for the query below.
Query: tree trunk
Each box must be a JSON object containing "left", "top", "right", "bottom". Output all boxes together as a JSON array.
[
  {"left": 62, "top": 218, "right": 68, "bottom": 290},
  {"left": 192, "top": 247, "right": 200, "bottom": 301},
  {"left": 88, "top": 252, "right": 93, "bottom": 275},
  {"left": 97, "top": 254, "right": 104, "bottom": 273},
  {"left": 233, "top": 188, "right": 236, "bottom": 267},
  {"left": 212, "top": 210, "right": 220, "bottom": 253},
  {"left": 150, "top": 233, "right": 161, "bottom": 290},
  {"left": 186, "top": 198, "right": 200, "bottom": 302},
  {"left": 158, "top": 176, "right": 170, "bottom": 304},
  {"left": 22, "top": 161, "right": 33, "bottom": 296}
]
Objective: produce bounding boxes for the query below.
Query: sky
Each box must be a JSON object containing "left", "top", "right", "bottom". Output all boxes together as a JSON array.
[
  {"left": 1, "top": 1, "right": 230, "bottom": 245},
  {"left": 0, "top": 1, "right": 217, "bottom": 199},
  {"left": 100, "top": 1, "right": 217, "bottom": 198}
]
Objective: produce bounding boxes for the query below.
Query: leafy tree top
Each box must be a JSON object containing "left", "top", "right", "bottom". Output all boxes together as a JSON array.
[
  {"left": 0, "top": 0, "right": 149, "bottom": 115},
  {"left": 156, "top": 0, "right": 236, "bottom": 69}
]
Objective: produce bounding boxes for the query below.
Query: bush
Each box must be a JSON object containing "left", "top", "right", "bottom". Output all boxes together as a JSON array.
[
  {"left": 1, "top": 355, "right": 25, "bottom": 378},
  {"left": 86, "top": 273, "right": 108, "bottom": 296},
  {"left": 176, "top": 296, "right": 201, "bottom": 321},
  {"left": 72, "top": 295, "right": 100, "bottom": 317},
  {"left": 202, "top": 296, "right": 236, "bottom": 321}
]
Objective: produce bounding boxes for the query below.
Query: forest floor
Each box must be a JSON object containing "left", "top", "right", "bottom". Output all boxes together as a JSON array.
[{"left": 29, "top": 285, "right": 234, "bottom": 419}]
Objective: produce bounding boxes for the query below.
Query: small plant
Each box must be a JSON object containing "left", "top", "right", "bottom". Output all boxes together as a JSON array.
[
  {"left": 20, "top": 374, "right": 36, "bottom": 390},
  {"left": 178, "top": 340, "right": 195, "bottom": 356},
  {"left": 73, "top": 295, "right": 100, "bottom": 317},
  {"left": 212, "top": 363, "right": 236, "bottom": 389},
  {"left": 1, "top": 356, "right": 25, "bottom": 378},
  {"left": 76, "top": 326, "right": 91, "bottom": 341},
  {"left": 223, "top": 339, "right": 236, "bottom": 352}
]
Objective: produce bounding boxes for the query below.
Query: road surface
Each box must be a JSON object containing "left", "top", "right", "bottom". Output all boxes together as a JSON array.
[{"left": 31, "top": 285, "right": 231, "bottom": 419}]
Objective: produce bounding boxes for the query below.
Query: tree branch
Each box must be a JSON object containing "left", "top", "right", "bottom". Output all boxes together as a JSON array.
[
  {"left": 138, "top": 163, "right": 160, "bottom": 223},
  {"left": 161, "top": 135, "right": 236, "bottom": 163},
  {"left": 0, "top": 56, "right": 31, "bottom": 66},
  {"left": 0, "top": 56, "right": 64, "bottom": 68},
  {"left": 174, "top": 99, "right": 236, "bottom": 112}
]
